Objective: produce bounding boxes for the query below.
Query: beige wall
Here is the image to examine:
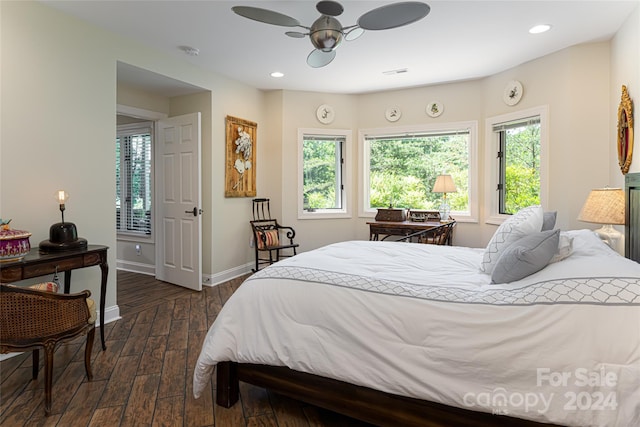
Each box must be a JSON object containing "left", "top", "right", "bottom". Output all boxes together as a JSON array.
[
  {"left": 0, "top": 2, "right": 265, "bottom": 320},
  {"left": 269, "top": 41, "right": 618, "bottom": 249},
  {"left": 611, "top": 4, "right": 640, "bottom": 182},
  {"left": 1, "top": 2, "right": 638, "bottom": 320}
]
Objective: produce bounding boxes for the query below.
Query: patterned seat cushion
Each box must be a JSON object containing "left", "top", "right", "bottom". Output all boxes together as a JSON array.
[
  {"left": 257, "top": 229, "right": 279, "bottom": 249},
  {"left": 28, "top": 281, "right": 59, "bottom": 292}
]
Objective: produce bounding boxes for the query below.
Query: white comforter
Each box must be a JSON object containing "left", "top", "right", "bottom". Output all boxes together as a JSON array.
[{"left": 194, "top": 230, "right": 640, "bottom": 426}]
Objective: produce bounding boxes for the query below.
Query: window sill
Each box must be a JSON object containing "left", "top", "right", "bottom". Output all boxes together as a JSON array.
[
  {"left": 485, "top": 214, "right": 509, "bottom": 226},
  {"left": 117, "top": 232, "right": 154, "bottom": 243},
  {"left": 298, "top": 210, "right": 351, "bottom": 220}
]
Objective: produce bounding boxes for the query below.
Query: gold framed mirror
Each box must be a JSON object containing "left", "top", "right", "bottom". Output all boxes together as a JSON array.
[{"left": 617, "top": 85, "right": 634, "bottom": 175}]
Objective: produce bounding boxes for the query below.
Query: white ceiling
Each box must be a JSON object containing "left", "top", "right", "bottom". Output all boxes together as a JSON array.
[{"left": 43, "top": 0, "right": 638, "bottom": 96}]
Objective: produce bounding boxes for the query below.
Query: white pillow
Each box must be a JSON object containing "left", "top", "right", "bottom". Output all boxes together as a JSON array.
[
  {"left": 480, "top": 205, "right": 544, "bottom": 274},
  {"left": 549, "top": 233, "right": 574, "bottom": 263}
]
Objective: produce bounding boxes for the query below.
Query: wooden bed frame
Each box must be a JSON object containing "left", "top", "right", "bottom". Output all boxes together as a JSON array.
[
  {"left": 215, "top": 186, "right": 640, "bottom": 426},
  {"left": 216, "top": 362, "right": 556, "bottom": 426}
]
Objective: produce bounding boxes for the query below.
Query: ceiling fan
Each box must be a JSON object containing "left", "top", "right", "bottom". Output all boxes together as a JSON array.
[{"left": 232, "top": 1, "right": 431, "bottom": 68}]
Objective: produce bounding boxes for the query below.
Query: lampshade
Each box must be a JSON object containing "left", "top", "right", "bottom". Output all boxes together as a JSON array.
[
  {"left": 577, "top": 188, "right": 625, "bottom": 225},
  {"left": 432, "top": 174, "right": 457, "bottom": 193}
]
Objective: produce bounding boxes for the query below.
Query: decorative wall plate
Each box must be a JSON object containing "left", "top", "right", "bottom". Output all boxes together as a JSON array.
[
  {"left": 385, "top": 107, "right": 401, "bottom": 122},
  {"left": 503, "top": 80, "right": 523, "bottom": 106},
  {"left": 426, "top": 101, "right": 444, "bottom": 117},
  {"left": 316, "top": 104, "right": 335, "bottom": 124}
]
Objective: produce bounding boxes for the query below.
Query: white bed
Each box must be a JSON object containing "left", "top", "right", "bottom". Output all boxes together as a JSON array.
[{"left": 194, "top": 225, "right": 640, "bottom": 426}]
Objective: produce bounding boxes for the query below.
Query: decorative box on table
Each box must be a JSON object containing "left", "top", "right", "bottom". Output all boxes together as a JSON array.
[
  {"left": 0, "top": 222, "right": 31, "bottom": 262},
  {"left": 375, "top": 208, "right": 407, "bottom": 222},
  {"left": 408, "top": 210, "right": 441, "bottom": 222}
]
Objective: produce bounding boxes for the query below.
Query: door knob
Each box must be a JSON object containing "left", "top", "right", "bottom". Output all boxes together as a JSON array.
[{"left": 185, "top": 207, "right": 198, "bottom": 216}]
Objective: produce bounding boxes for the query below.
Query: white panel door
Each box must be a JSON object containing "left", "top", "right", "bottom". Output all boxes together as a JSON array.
[{"left": 155, "top": 113, "right": 202, "bottom": 291}]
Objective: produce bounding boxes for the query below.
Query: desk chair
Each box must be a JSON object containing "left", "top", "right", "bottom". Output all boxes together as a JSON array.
[{"left": 0, "top": 283, "right": 96, "bottom": 415}]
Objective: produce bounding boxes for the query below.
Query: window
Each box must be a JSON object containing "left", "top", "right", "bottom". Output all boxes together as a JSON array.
[
  {"left": 116, "top": 122, "right": 153, "bottom": 235},
  {"left": 496, "top": 116, "right": 541, "bottom": 214},
  {"left": 486, "top": 106, "right": 548, "bottom": 223},
  {"left": 298, "top": 129, "right": 351, "bottom": 219},
  {"left": 359, "top": 122, "right": 478, "bottom": 221}
]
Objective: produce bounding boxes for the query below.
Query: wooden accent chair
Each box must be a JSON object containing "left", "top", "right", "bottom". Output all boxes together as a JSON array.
[
  {"left": 0, "top": 283, "right": 96, "bottom": 415},
  {"left": 250, "top": 198, "right": 299, "bottom": 272},
  {"left": 400, "top": 220, "right": 456, "bottom": 245}
]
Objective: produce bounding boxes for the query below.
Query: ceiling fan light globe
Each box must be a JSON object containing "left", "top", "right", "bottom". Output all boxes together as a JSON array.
[{"left": 310, "top": 16, "right": 344, "bottom": 51}]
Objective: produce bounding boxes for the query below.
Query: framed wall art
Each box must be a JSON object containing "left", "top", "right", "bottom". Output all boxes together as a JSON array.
[
  {"left": 225, "top": 115, "right": 257, "bottom": 197},
  {"left": 617, "top": 85, "right": 634, "bottom": 175}
]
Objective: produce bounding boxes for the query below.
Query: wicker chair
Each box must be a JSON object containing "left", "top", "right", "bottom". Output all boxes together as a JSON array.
[{"left": 0, "top": 284, "right": 96, "bottom": 415}]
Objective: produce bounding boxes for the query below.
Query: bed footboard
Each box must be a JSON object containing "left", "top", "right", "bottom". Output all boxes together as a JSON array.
[{"left": 215, "top": 361, "right": 556, "bottom": 427}]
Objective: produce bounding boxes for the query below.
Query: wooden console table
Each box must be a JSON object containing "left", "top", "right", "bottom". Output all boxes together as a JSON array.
[
  {"left": 367, "top": 220, "right": 452, "bottom": 244},
  {"left": 0, "top": 245, "right": 109, "bottom": 350}
]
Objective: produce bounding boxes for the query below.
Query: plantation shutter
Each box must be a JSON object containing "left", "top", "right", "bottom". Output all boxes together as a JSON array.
[{"left": 116, "top": 123, "right": 153, "bottom": 234}]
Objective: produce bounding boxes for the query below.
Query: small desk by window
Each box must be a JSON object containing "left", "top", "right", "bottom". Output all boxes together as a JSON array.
[{"left": 367, "top": 220, "right": 453, "bottom": 245}]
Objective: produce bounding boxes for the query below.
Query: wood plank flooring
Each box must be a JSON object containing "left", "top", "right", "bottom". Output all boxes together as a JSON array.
[{"left": 0, "top": 270, "right": 372, "bottom": 427}]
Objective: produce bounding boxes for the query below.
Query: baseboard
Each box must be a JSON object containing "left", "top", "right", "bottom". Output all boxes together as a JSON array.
[
  {"left": 116, "top": 259, "right": 251, "bottom": 287},
  {"left": 116, "top": 259, "right": 155, "bottom": 276},
  {"left": 205, "top": 262, "right": 253, "bottom": 287},
  {"left": 101, "top": 304, "right": 121, "bottom": 326}
]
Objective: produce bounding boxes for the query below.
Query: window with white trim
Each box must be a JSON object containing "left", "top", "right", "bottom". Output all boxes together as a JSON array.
[
  {"left": 116, "top": 122, "right": 153, "bottom": 235},
  {"left": 359, "top": 122, "right": 478, "bottom": 221},
  {"left": 486, "top": 106, "right": 548, "bottom": 222},
  {"left": 298, "top": 129, "right": 351, "bottom": 219},
  {"left": 496, "top": 116, "right": 541, "bottom": 214}
]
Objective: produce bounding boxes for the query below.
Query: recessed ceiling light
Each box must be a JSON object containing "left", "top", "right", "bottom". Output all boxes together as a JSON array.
[
  {"left": 529, "top": 24, "right": 552, "bottom": 34},
  {"left": 270, "top": 71, "right": 284, "bottom": 78}
]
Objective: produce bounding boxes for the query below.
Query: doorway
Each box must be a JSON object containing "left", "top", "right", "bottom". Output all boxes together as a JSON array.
[{"left": 116, "top": 62, "right": 208, "bottom": 293}]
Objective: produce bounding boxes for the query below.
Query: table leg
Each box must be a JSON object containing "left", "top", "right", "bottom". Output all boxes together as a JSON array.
[
  {"left": 99, "top": 253, "right": 109, "bottom": 351},
  {"left": 64, "top": 271, "right": 71, "bottom": 294}
]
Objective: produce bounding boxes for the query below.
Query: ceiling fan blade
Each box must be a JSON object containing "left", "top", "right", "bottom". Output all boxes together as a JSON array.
[
  {"left": 358, "top": 1, "right": 430, "bottom": 31},
  {"left": 316, "top": 1, "right": 343, "bottom": 17},
  {"left": 232, "top": 6, "right": 301, "bottom": 27},
  {"left": 285, "top": 31, "right": 307, "bottom": 38},
  {"left": 307, "top": 49, "right": 336, "bottom": 68},
  {"left": 344, "top": 27, "right": 364, "bottom": 41}
]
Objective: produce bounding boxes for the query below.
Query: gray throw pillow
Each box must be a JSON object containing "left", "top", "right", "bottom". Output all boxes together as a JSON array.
[
  {"left": 481, "top": 205, "right": 543, "bottom": 274},
  {"left": 541, "top": 211, "right": 557, "bottom": 231},
  {"left": 491, "top": 229, "right": 560, "bottom": 284}
]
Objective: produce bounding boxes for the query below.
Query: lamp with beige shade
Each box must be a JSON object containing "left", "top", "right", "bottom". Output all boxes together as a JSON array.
[
  {"left": 432, "top": 174, "right": 457, "bottom": 221},
  {"left": 577, "top": 188, "right": 625, "bottom": 252}
]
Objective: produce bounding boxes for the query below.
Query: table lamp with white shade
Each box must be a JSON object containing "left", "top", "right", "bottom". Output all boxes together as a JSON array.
[
  {"left": 432, "top": 174, "right": 457, "bottom": 221},
  {"left": 577, "top": 187, "right": 625, "bottom": 252}
]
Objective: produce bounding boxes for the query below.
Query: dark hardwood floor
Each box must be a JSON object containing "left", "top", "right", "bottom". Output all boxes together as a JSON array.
[{"left": 0, "top": 270, "right": 372, "bottom": 426}]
